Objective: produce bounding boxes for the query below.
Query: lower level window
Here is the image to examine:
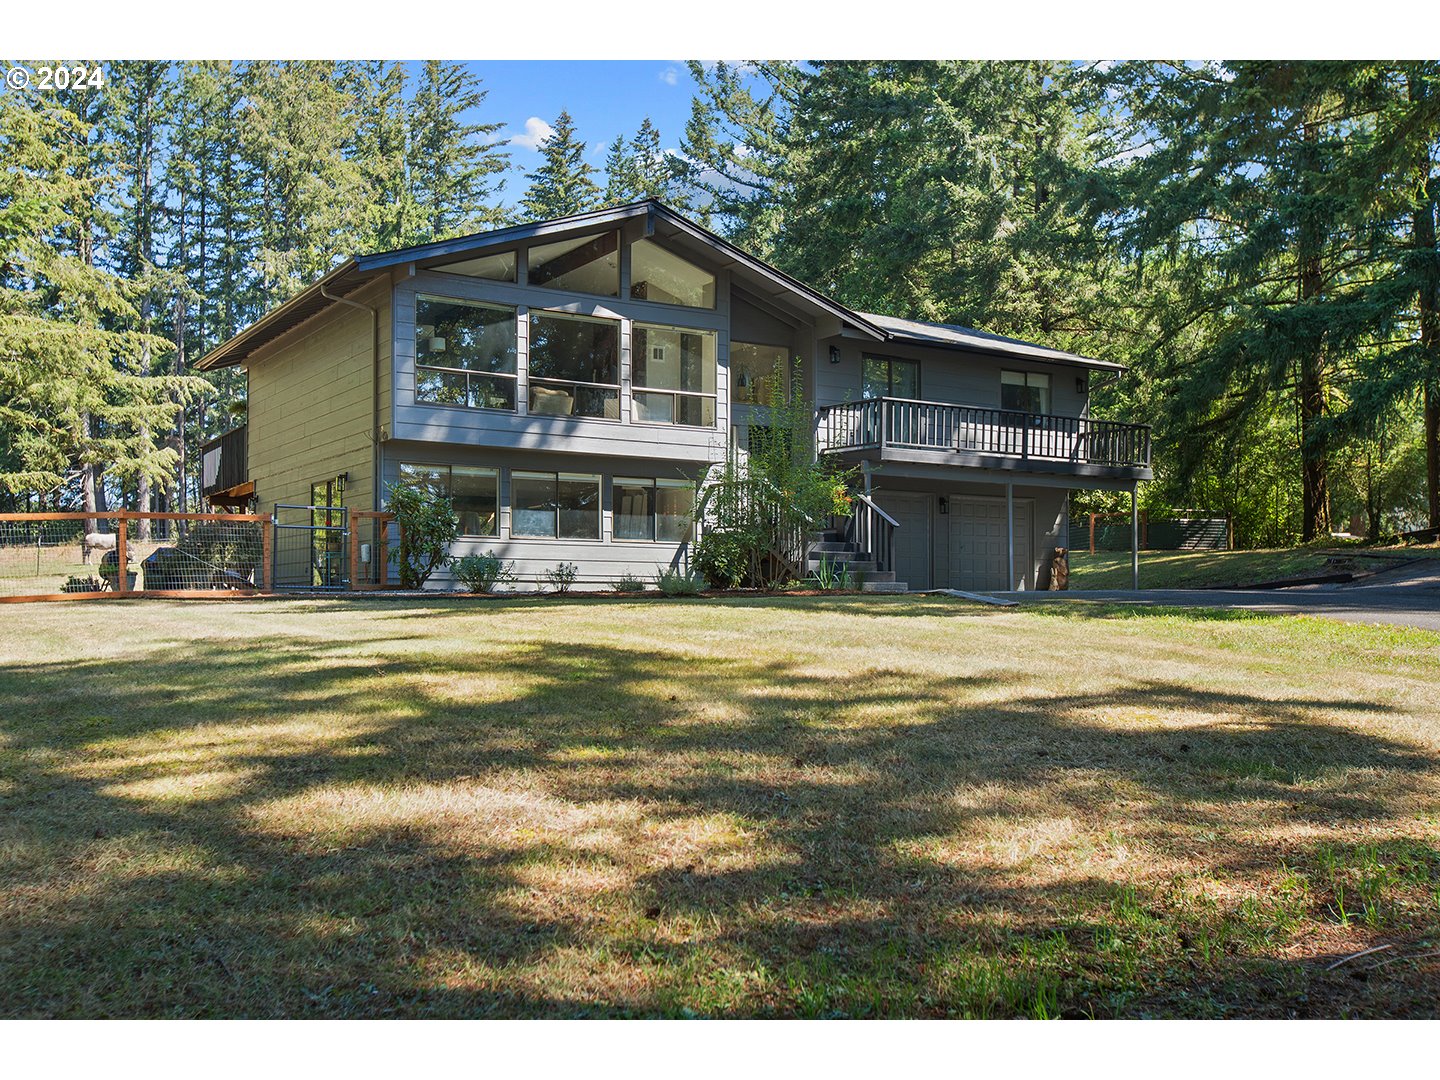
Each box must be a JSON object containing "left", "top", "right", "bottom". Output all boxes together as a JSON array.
[
  {"left": 614, "top": 477, "right": 695, "bottom": 542},
  {"left": 512, "top": 471, "right": 601, "bottom": 539},
  {"left": 399, "top": 463, "right": 499, "bottom": 537}
]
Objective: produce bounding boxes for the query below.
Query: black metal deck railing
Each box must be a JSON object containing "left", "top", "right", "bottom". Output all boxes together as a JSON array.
[{"left": 814, "top": 397, "right": 1151, "bottom": 469}]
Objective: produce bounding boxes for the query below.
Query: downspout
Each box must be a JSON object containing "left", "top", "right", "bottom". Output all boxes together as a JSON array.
[{"left": 320, "top": 283, "right": 382, "bottom": 511}]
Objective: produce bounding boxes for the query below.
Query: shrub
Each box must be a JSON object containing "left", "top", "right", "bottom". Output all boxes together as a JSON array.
[
  {"left": 451, "top": 551, "right": 516, "bottom": 593},
  {"left": 544, "top": 562, "right": 579, "bottom": 593},
  {"left": 62, "top": 575, "right": 103, "bottom": 594},
  {"left": 610, "top": 572, "right": 647, "bottom": 593},
  {"left": 656, "top": 567, "right": 703, "bottom": 596},
  {"left": 692, "top": 526, "right": 754, "bottom": 589},
  {"left": 387, "top": 481, "right": 459, "bottom": 589}
]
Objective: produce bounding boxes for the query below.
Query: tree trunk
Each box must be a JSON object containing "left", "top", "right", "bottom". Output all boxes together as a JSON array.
[
  {"left": 1297, "top": 117, "right": 1331, "bottom": 542},
  {"left": 80, "top": 412, "right": 98, "bottom": 562},
  {"left": 1407, "top": 68, "right": 1440, "bottom": 530}
]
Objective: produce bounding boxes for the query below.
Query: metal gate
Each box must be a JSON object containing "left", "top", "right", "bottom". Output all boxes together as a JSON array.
[{"left": 273, "top": 504, "right": 349, "bottom": 590}]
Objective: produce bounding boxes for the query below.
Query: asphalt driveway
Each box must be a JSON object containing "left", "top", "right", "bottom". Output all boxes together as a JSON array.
[{"left": 1001, "top": 559, "right": 1440, "bottom": 632}]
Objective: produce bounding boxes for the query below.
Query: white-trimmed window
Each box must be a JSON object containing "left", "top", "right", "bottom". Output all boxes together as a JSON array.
[
  {"left": 511, "top": 471, "right": 601, "bottom": 540},
  {"left": 399, "top": 463, "right": 499, "bottom": 538},
  {"left": 613, "top": 477, "right": 695, "bottom": 542},
  {"left": 632, "top": 324, "right": 717, "bottom": 427},
  {"left": 527, "top": 311, "right": 621, "bottom": 420},
  {"left": 1001, "top": 370, "right": 1051, "bottom": 414},
  {"left": 415, "top": 296, "right": 518, "bottom": 411}
]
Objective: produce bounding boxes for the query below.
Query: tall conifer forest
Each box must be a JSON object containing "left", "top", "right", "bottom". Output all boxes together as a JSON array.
[{"left": 2, "top": 60, "right": 1437, "bottom": 546}]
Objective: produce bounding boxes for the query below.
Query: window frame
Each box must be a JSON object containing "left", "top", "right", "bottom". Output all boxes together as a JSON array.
[
  {"left": 612, "top": 476, "right": 696, "bottom": 543},
  {"left": 630, "top": 322, "right": 719, "bottom": 429},
  {"left": 414, "top": 294, "right": 519, "bottom": 413},
  {"left": 730, "top": 341, "right": 791, "bottom": 406},
  {"left": 526, "top": 309, "right": 622, "bottom": 422},
  {"left": 860, "top": 354, "right": 921, "bottom": 400},
  {"left": 1000, "top": 370, "right": 1052, "bottom": 416},
  {"left": 628, "top": 238, "right": 718, "bottom": 310},
  {"left": 397, "top": 462, "right": 500, "bottom": 539},
  {"left": 527, "top": 231, "right": 621, "bottom": 298},
  {"left": 509, "top": 470, "right": 603, "bottom": 542}
]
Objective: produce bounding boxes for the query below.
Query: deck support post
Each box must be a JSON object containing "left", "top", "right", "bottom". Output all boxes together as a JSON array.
[
  {"left": 1006, "top": 480, "right": 1016, "bottom": 591},
  {"left": 1130, "top": 483, "right": 1140, "bottom": 590}
]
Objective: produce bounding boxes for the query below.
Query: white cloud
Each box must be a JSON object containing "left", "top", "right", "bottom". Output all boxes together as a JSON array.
[
  {"left": 658, "top": 66, "right": 679, "bottom": 86},
  {"left": 509, "top": 116, "right": 555, "bottom": 152}
]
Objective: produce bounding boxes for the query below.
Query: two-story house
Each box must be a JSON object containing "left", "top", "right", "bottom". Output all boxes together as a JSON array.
[{"left": 196, "top": 200, "right": 1150, "bottom": 592}]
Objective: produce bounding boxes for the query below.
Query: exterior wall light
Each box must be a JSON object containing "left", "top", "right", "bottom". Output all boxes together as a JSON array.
[{"left": 829, "top": 345, "right": 841, "bottom": 364}]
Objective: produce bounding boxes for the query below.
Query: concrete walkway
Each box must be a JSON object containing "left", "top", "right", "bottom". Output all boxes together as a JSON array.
[{"left": 997, "top": 560, "right": 1440, "bottom": 632}]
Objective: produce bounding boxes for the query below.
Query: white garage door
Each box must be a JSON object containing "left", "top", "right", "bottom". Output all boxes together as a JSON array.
[
  {"left": 949, "top": 499, "right": 1031, "bottom": 591},
  {"left": 882, "top": 493, "right": 932, "bottom": 590}
]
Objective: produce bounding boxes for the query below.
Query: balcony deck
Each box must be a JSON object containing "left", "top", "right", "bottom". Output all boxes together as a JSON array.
[
  {"left": 815, "top": 398, "right": 1152, "bottom": 481},
  {"left": 201, "top": 425, "right": 252, "bottom": 507}
]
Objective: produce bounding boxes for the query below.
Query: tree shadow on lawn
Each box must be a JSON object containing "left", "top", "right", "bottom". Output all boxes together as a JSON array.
[{"left": 0, "top": 623, "right": 1436, "bottom": 1017}]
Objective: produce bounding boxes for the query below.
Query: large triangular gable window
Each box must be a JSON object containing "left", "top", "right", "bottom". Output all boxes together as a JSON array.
[
  {"left": 630, "top": 239, "right": 715, "bottom": 309},
  {"left": 529, "top": 232, "right": 620, "bottom": 297}
]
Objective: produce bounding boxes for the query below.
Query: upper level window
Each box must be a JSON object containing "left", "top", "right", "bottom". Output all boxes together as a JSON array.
[
  {"left": 861, "top": 355, "right": 919, "bottom": 399},
  {"left": 528, "top": 232, "right": 619, "bottom": 297},
  {"left": 399, "top": 463, "right": 499, "bottom": 537},
  {"left": 432, "top": 250, "right": 516, "bottom": 282},
  {"left": 731, "top": 342, "right": 789, "bottom": 405},
  {"left": 632, "top": 324, "right": 717, "bottom": 427},
  {"left": 528, "top": 311, "right": 620, "bottom": 419},
  {"left": 1001, "top": 370, "right": 1051, "bottom": 414},
  {"left": 630, "top": 239, "right": 716, "bottom": 309},
  {"left": 415, "top": 296, "right": 518, "bottom": 411}
]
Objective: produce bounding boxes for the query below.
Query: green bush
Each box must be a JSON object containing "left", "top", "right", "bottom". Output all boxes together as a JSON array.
[
  {"left": 656, "top": 567, "right": 704, "bottom": 596},
  {"left": 544, "top": 562, "right": 579, "bottom": 593},
  {"left": 387, "top": 481, "right": 460, "bottom": 588},
  {"left": 62, "top": 575, "right": 103, "bottom": 593},
  {"left": 610, "top": 572, "right": 648, "bottom": 592},
  {"left": 451, "top": 551, "right": 516, "bottom": 593},
  {"left": 692, "top": 526, "right": 755, "bottom": 589}
]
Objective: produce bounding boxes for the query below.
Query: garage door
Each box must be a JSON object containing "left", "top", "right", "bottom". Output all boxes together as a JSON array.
[
  {"left": 882, "top": 493, "right": 932, "bottom": 590},
  {"left": 949, "top": 499, "right": 1031, "bottom": 591}
]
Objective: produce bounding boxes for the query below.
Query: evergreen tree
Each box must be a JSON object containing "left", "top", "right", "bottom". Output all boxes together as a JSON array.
[
  {"left": 602, "top": 134, "right": 640, "bottom": 205},
  {"left": 345, "top": 60, "right": 419, "bottom": 249},
  {"left": 0, "top": 89, "right": 207, "bottom": 504},
  {"left": 520, "top": 110, "right": 599, "bottom": 220},
  {"left": 407, "top": 61, "right": 509, "bottom": 242}
]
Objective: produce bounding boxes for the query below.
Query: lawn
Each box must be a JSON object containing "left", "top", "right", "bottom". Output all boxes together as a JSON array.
[
  {"left": 3, "top": 595, "right": 1439, "bottom": 1018},
  {"left": 1069, "top": 544, "right": 1440, "bottom": 591}
]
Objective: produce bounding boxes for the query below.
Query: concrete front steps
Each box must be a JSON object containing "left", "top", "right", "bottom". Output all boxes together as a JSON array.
[{"left": 806, "top": 530, "right": 908, "bottom": 593}]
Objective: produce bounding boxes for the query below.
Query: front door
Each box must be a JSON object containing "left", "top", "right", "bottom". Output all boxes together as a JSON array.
[{"left": 883, "top": 493, "right": 932, "bottom": 590}]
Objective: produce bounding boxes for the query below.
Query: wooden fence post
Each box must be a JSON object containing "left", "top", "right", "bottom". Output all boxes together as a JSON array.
[
  {"left": 115, "top": 509, "right": 129, "bottom": 595},
  {"left": 261, "top": 515, "right": 274, "bottom": 593},
  {"left": 1089, "top": 512, "right": 1096, "bottom": 555}
]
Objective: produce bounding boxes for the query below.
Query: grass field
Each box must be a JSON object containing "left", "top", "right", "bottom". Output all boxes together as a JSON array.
[
  {"left": 1070, "top": 544, "right": 1440, "bottom": 591},
  {"left": 3, "top": 595, "right": 1439, "bottom": 1018}
]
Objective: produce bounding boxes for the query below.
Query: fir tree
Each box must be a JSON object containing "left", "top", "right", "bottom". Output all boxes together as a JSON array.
[
  {"left": 520, "top": 110, "right": 599, "bottom": 220},
  {"left": 407, "top": 61, "right": 509, "bottom": 241}
]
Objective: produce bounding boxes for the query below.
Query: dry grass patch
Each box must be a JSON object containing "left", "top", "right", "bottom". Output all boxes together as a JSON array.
[{"left": 1, "top": 595, "right": 1438, "bottom": 1017}]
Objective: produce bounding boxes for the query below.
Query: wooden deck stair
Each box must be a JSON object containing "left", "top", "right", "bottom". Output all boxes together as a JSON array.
[{"left": 806, "top": 528, "right": 909, "bottom": 593}]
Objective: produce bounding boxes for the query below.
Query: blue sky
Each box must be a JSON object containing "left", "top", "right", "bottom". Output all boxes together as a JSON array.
[{"left": 459, "top": 61, "right": 707, "bottom": 196}]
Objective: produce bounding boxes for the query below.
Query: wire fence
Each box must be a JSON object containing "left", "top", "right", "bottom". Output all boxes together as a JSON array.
[
  {"left": 0, "top": 508, "right": 398, "bottom": 602},
  {"left": 0, "top": 512, "right": 267, "bottom": 600}
]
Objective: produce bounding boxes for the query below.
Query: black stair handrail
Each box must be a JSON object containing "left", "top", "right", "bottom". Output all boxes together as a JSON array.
[{"left": 833, "top": 491, "right": 899, "bottom": 574}]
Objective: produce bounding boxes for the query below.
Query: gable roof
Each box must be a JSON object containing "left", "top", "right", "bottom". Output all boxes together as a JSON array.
[{"left": 194, "top": 199, "right": 1118, "bottom": 372}]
